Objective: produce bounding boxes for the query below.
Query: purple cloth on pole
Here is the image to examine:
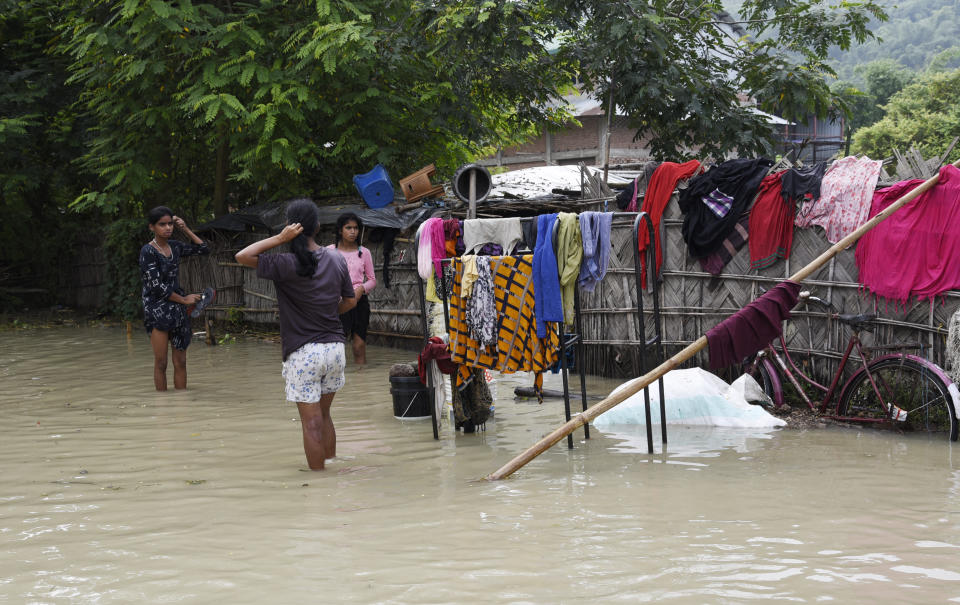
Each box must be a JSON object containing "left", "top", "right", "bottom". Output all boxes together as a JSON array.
[
  {"left": 578, "top": 211, "right": 613, "bottom": 292},
  {"left": 706, "top": 281, "right": 802, "bottom": 369}
]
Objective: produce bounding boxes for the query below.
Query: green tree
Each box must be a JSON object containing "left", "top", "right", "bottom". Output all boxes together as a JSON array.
[
  {"left": 55, "top": 0, "right": 577, "bottom": 218},
  {"left": 852, "top": 68, "right": 960, "bottom": 162},
  {"left": 56, "top": 0, "right": 888, "bottom": 212},
  {"left": 560, "top": 0, "right": 886, "bottom": 160},
  {"left": 0, "top": 0, "right": 95, "bottom": 310},
  {"left": 832, "top": 59, "right": 915, "bottom": 134}
]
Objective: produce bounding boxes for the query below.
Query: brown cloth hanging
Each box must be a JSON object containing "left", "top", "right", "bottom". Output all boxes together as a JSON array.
[{"left": 706, "top": 281, "right": 801, "bottom": 369}]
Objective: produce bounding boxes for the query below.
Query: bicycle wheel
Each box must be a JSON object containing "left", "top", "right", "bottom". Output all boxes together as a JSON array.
[
  {"left": 747, "top": 356, "right": 782, "bottom": 408},
  {"left": 838, "top": 357, "right": 958, "bottom": 441}
]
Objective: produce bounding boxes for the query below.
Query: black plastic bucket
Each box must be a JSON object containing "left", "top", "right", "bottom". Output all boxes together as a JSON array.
[{"left": 389, "top": 376, "right": 433, "bottom": 418}]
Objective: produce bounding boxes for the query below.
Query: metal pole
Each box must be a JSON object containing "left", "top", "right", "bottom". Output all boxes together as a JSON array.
[
  {"left": 414, "top": 228, "right": 439, "bottom": 440},
  {"left": 632, "top": 213, "right": 654, "bottom": 453},
  {"left": 574, "top": 287, "right": 590, "bottom": 439},
  {"left": 468, "top": 170, "right": 477, "bottom": 220}
]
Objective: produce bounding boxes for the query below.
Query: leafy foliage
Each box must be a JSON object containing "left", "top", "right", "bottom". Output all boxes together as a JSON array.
[
  {"left": 727, "top": 0, "right": 960, "bottom": 80},
  {"left": 832, "top": 59, "right": 916, "bottom": 133},
  {"left": 55, "top": 0, "right": 888, "bottom": 208},
  {"left": 55, "top": 0, "right": 576, "bottom": 216},
  {"left": 563, "top": 0, "right": 886, "bottom": 160},
  {"left": 102, "top": 218, "right": 147, "bottom": 321},
  {"left": 852, "top": 68, "right": 960, "bottom": 163},
  {"left": 0, "top": 0, "right": 96, "bottom": 310}
]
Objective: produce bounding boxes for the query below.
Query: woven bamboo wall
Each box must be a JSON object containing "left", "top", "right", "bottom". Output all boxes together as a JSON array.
[
  {"left": 573, "top": 193, "right": 960, "bottom": 380},
  {"left": 179, "top": 227, "right": 428, "bottom": 350},
  {"left": 181, "top": 201, "right": 960, "bottom": 381}
]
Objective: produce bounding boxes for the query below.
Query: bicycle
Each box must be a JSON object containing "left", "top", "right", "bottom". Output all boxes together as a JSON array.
[{"left": 744, "top": 290, "right": 959, "bottom": 441}]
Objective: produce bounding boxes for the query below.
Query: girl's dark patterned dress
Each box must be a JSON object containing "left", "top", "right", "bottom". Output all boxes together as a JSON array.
[{"left": 139, "top": 240, "right": 209, "bottom": 350}]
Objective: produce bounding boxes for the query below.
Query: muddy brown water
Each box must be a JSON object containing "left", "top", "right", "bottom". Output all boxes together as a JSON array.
[{"left": 2, "top": 326, "right": 959, "bottom": 603}]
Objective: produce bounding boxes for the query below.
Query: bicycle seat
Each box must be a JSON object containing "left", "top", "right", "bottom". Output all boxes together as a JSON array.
[{"left": 837, "top": 313, "right": 877, "bottom": 330}]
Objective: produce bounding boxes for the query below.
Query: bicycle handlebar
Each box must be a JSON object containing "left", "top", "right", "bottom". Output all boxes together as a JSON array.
[{"left": 797, "top": 290, "right": 834, "bottom": 312}]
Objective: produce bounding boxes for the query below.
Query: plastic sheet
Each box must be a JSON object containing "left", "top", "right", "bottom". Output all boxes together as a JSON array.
[{"left": 593, "top": 368, "right": 785, "bottom": 428}]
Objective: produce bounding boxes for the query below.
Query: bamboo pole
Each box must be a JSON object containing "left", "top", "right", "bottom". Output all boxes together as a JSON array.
[{"left": 486, "top": 158, "right": 960, "bottom": 481}]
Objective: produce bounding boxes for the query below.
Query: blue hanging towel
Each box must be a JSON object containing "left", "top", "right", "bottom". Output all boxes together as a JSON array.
[
  {"left": 577, "top": 211, "right": 613, "bottom": 292},
  {"left": 532, "top": 213, "right": 563, "bottom": 338}
]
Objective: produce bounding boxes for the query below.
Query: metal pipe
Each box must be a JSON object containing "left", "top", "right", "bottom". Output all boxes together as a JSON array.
[{"left": 414, "top": 227, "right": 439, "bottom": 440}]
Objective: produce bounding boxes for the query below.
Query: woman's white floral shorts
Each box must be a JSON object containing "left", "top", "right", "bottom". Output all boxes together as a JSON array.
[{"left": 281, "top": 342, "right": 346, "bottom": 403}]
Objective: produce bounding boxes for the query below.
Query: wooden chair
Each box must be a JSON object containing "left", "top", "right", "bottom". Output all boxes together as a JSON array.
[{"left": 398, "top": 164, "right": 445, "bottom": 203}]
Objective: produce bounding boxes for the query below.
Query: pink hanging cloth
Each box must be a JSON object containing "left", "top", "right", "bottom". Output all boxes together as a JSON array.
[
  {"left": 855, "top": 164, "right": 960, "bottom": 304},
  {"left": 795, "top": 156, "right": 882, "bottom": 243}
]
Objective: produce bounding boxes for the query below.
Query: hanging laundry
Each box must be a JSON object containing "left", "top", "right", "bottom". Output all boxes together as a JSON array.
[
  {"left": 578, "top": 211, "right": 614, "bottom": 292},
  {"left": 452, "top": 367, "right": 493, "bottom": 427},
  {"left": 417, "top": 336, "right": 458, "bottom": 382},
  {"left": 748, "top": 171, "right": 791, "bottom": 271},
  {"left": 466, "top": 256, "right": 497, "bottom": 346},
  {"left": 781, "top": 161, "right": 827, "bottom": 207},
  {"left": 424, "top": 271, "right": 441, "bottom": 304},
  {"left": 795, "top": 155, "right": 882, "bottom": 244},
  {"left": 463, "top": 217, "right": 523, "bottom": 255},
  {"left": 520, "top": 218, "right": 538, "bottom": 252},
  {"left": 855, "top": 164, "right": 960, "bottom": 304},
  {"left": 460, "top": 255, "right": 479, "bottom": 298},
  {"left": 373, "top": 227, "right": 398, "bottom": 288},
  {"left": 416, "top": 217, "right": 447, "bottom": 280},
  {"left": 428, "top": 217, "right": 446, "bottom": 279},
  {"left": 416, "top": 218, "right": 436, "bottom": 280},
  {"left": 476, "top": 243, "right": 503, "bottom": 256},
  {"left": 443, "top": 218, "right": 461, "bottom": 256},
  {"left": 448, "top": 255, "right": 560, "bottom": 399},
  {"left": 620, "top": 176, "right": 640, "bottom": 212},
  {"left": 556, "top": 212, "right": 583, "bottom": 328},
  {"left": 532, "top": 213, "right": 563, "bottom": 338},
  {"left": 679, "top": 158, "right": 772, "bottom": 259},
  {"left": 698, "top": 212, "right": 749, "bottom": 275},
  {"left": 702, "top": 188, "right": 735, "bottom": 218},
  {"left": 620, "top": 161, "right": 661, "bottom": 212},
  {"left": 706, "top": 281, "right": 802, "bottom": 369},
  {"left": 637, "top": 160, "right": 702, "bottom": 288},
  {"left": 436, "top": 262, "right": 455, "bottom": 300}
]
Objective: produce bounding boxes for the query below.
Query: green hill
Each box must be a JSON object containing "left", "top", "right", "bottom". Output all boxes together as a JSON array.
[{"left": 722, "top": 0, "right": 960, "bottom": 83}]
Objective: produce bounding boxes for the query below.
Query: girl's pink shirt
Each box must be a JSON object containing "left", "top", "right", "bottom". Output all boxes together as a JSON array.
[{"left": 327, "top": 244, "right": 376, "bottom": 294}]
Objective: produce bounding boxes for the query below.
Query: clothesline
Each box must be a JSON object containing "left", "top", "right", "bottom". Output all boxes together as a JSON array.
[{"left": 414, "top": 211, "right": 664, "bottom": 446}]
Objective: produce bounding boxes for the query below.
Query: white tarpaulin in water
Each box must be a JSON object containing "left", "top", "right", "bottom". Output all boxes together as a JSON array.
[{"left": 593, "top": 368, "right": 786, "bottom": 428}]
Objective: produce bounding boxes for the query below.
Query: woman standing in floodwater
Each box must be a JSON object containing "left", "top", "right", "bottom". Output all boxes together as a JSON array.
[
  {"left": 328, "top": 212, "right": 376, "bottom": 368},
  {"left": 235, "top": 199, "right": 356, "bottom": 470},
  {"left": 139, "top": 206, "right": 209, "bottom": 391}
]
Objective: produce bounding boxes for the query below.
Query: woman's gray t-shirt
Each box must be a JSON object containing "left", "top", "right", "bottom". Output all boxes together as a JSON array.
[{"left": 257, "top": 249, "right": 355, "bottom": 360}]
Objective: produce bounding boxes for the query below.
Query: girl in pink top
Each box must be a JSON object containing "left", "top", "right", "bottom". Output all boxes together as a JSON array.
[{"left": 328, "top": 212, "right": 376, "bottom": 367}]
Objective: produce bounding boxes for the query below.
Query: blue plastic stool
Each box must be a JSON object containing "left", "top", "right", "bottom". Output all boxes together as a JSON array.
[{"left": 353, "top": 164, "right": 394, "bottom": 208}]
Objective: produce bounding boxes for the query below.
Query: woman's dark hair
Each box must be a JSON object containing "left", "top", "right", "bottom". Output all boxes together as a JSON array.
[
  {"left": 147, "top": 206, "right": 174, "bottom": 225},
  {"left": 285, "top": 199, "right": 320, "bottom": 277},
  {"left": 334, "top": 211, "right": 364, "bottom": 257}
]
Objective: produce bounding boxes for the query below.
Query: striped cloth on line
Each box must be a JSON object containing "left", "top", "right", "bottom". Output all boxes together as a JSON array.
[{"left": 448, "top": 255, "right": 560, "bottom": 400}]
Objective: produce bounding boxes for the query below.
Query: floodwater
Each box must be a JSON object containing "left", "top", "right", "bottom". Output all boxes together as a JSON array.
[{"left": 2, "top": 325, "right": 960, "bottom": 604}]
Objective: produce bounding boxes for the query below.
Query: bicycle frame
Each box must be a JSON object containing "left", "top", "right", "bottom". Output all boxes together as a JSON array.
[
  {"left": 759, "top": 330, "right": 869, "bottom": 416},
  {"left": 757, "top": 328, "right": 955, "bottom": 424}
]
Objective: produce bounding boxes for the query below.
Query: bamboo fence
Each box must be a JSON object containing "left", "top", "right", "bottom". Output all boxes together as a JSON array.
[{"left": 168, "top": 183, "right": 960, "bottom": 383}]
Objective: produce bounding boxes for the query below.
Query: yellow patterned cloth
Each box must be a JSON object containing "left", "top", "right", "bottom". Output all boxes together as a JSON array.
[{"left": 448, "top": 255, "right": 560, "bottom": 398}]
